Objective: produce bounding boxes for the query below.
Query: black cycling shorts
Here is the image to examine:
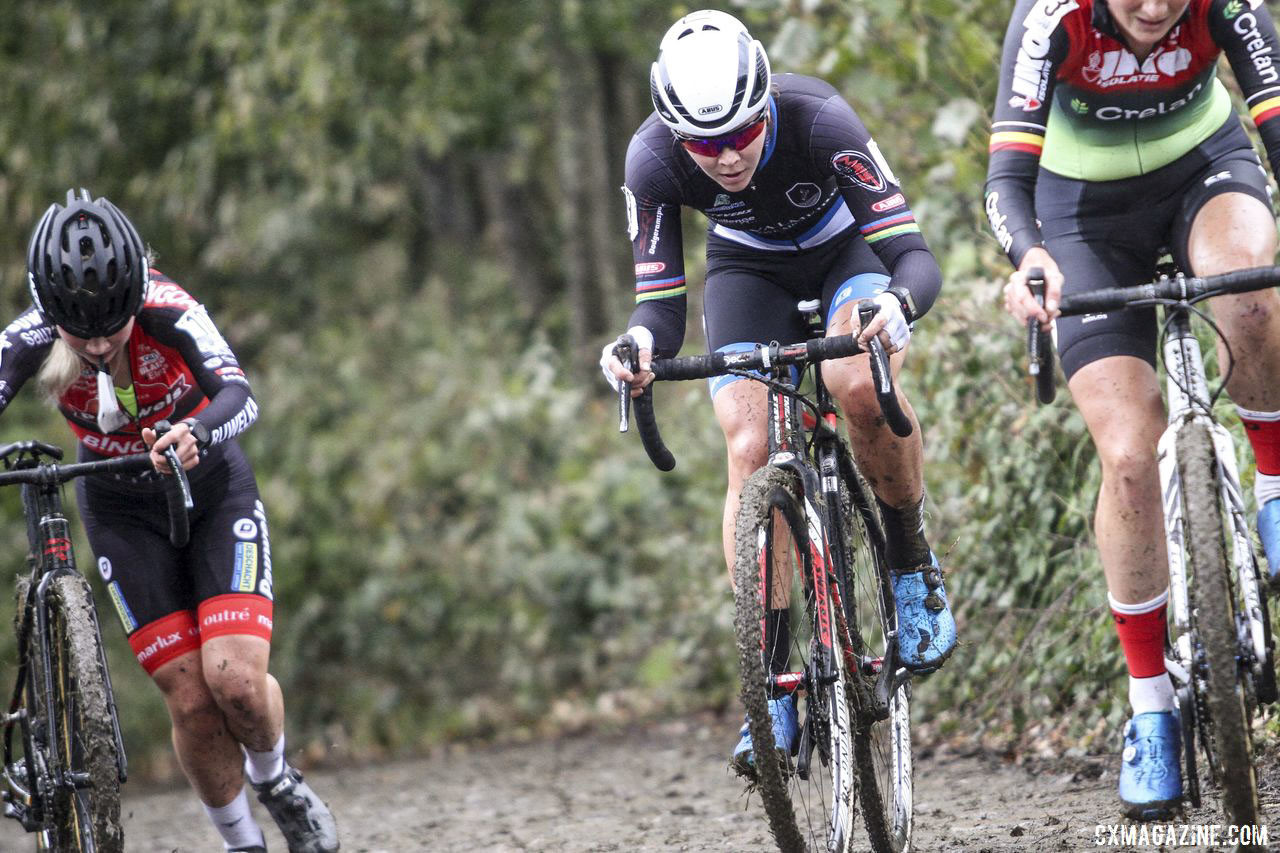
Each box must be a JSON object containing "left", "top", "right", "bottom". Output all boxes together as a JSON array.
[
  {"left": 1035, "top": 116, "right": 1274, "bottom": 380},
  {"left": 702, "top": 229, "right": 890, "bottom": 397},
  {"left": 77, "top": 440, "right": 274, "bottom": 675}
]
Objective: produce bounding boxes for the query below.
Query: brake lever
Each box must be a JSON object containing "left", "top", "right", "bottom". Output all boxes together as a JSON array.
[
  {"left": 153, "top": 420, "right": 194, "bottom": 510},
  {"left": 615, "top": 335, "right": 637, "bottom": 433}
]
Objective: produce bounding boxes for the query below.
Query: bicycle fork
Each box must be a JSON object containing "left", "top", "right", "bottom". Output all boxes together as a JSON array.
[
  {"left": 1160, "top": 312, "right": 1268, "bottom": 690},
  {"left": 35, "top": 515, "right": 130, "bottom": 788},
  {"left": 757, "top": 459, "right": 854, "bottom": 781}
]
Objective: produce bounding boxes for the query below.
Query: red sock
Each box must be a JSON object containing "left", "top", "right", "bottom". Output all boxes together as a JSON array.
[
  {"left": 1239, "top": 409, "right": 1280, "bottom": 476},
  {"left": 1111, "top": 597, "right": 1167, "bottom": 678}
]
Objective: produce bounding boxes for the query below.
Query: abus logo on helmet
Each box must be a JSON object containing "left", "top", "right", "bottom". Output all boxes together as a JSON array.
[
  {"left": 697, "top": 104, "right": 723, "bottom": 115},
  {"left": 1010, "top": 0, "right": 1078, "bottom": 112}
]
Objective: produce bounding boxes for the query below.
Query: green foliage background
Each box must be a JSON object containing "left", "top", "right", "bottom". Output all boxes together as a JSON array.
[{"left": 0, "top": 0, "right": 1273, "bottom": 776}]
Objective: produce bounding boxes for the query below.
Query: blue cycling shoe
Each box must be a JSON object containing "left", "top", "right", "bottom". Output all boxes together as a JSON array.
[
  {"left": 1257, "top": 498, "right": 1280, "bottom": 583},
  {"left": 732, "top": 695, "right": 799, "bottom": 774},
  {"left": 1118, "top": 711, "right": 1183, "bottom": 820},
  {"left": 891, "top": 553, "right": 957, "bottom": 673}
]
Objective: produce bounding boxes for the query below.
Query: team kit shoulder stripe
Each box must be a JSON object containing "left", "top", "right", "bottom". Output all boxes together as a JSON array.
[
  {"left": 635, "top": 276, "right": 686, "bottom": 302},
  {"left": 1250, "top": 95, "right": 1280, "bottom": 124},
  {"left": 859, "top": 212, "right": 919, "bottom": 243},
  {"left": 989, "top": 130, "right": 1045, "bottom": 155}
]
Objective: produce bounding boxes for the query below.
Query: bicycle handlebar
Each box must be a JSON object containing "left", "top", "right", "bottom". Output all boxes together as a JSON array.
[
  {"left": 1023, "top": 264, "right": 1280, "bottom": 405},
  {"left": 615, "top": 298, "right": 911, "bottom": 471},
  {"left": 0, "top": 432, "right": 193, "bottom": 548}
]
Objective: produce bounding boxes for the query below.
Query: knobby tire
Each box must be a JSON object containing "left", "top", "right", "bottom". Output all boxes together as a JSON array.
[
  {"left": 46, "top": 573, "right": 123, "bottom": 852},
  {"left": 13, "top": 573, "right": 54, "bottom": 852},
  {"left": 1177, "top": 423, "right": 1262, "bottom": 835},
  {"left": 837, "top": 455, "right": 912, "bottom": 853},
  {"left": 733, "top": 465, "right": 857, "bottom": 853}
]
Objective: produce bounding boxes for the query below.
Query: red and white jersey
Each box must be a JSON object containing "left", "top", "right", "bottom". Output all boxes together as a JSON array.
[{"left": 0, "top": 270, "right": 257, "bottom": 456}]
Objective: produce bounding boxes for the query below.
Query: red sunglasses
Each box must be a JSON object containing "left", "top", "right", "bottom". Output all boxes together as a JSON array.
[{"left": 678, "top": 114, "right": 768, "bottom": 158}]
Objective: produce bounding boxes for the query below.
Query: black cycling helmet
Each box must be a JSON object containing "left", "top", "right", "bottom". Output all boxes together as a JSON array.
[{"left": 26, "top": 188, "right": 148, "bottom": 339}]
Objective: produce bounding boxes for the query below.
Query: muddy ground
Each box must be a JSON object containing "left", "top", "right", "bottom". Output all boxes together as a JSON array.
[{"left": 4, "top": 711, "right": 1278, "bottom": 851}]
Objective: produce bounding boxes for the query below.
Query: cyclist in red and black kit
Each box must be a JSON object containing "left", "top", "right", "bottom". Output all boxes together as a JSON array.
[
  {"left": 600, "top": 9, "right": 956, "bottom": 770},
  {"left": 2, "top": 190, "right": 338, "bottom": 852},
  {"left": 987, "top": 0, "right": 1280, "bottom": 819}
]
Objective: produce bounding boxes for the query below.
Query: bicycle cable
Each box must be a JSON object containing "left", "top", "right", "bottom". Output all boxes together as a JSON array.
[
  {"left": 726, "top": 367, "right": 832, "bottom": 460},
  {"left": 1160, "top": 293, "right": 1235, "bottom": 411}
]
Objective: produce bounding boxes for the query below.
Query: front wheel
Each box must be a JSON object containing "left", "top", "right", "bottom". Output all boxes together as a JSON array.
[
  {"left": 1177, "top": 422, "right": 1261, "bottom": 833},
  {"left": 44, "top": 573, "right": 124, "bottom": 852},
  {"left": 837, "top": 454, "right": 912, "bottom": 853},
  {"left": 733, "top": 465, "right": 857, "bottom": 853}
]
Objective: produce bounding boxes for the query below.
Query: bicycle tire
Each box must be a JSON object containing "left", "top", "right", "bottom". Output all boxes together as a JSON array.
[
  {"left": 1176, "top": 422, "right": 1261, "bottom": 831},
  {"left": 13, "top": 571, "right": 58, "bottom": 852},
  {"left": 837, "top": 455, "right": 912, "bottom": 853},
  {"left": 45, "top": 573, "right": 123, "bottom": 852},
  {"left": 1251, "top": 590, "right": 1277, "bottom": 706},
  {"left": 733, "top": 465, "right": 856, "bottom": 853}
]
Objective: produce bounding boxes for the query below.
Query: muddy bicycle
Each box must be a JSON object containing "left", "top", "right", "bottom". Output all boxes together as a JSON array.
[
  {"left": 2, "top": 430, "right": 191, "bottom": 852},
  {"left": 616, "top": 299, "right": 914, "bottom": 853},
  {"left": 1027, "top": 264, "right": 1278, "bottom": 838}
]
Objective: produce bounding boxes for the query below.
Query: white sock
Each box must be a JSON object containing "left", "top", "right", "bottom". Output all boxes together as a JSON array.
[
  {"left": 203, "top": 787, "right": 265, "bottom": 850},
  {"left": 1256, "top": 471, "right": 1280, "bottom": 507},
  {"left": 243, "top": 733, "right": 285, "bottom": 785},
  {"left": 1129, "top": 672, "right": 1176, "bottom": 715}
]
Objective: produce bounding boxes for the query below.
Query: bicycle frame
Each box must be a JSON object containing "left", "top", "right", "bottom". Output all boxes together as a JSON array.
[
  {"left": 1159, "top": 305, "right": 1270, "bottom": 700},
  {"left": 753, "top": 316, "right": 907, "bottom": 728}
]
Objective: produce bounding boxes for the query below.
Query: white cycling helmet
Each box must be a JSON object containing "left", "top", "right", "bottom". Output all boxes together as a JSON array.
[{"left": 649, "top": 9, "right": 771, "bottom": 138}]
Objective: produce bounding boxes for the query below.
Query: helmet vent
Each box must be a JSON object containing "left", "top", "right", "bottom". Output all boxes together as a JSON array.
[{"left": 25, "top": 190, "right": 147, "bottom": 338}]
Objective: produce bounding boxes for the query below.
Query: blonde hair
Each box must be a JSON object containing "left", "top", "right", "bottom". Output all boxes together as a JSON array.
[{"left": 37, "top": 339, "right": 89, "bottom": 405}]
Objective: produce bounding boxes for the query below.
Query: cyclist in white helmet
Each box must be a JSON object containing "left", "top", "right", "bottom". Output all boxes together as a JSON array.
[{"left": 601, "top": 9, "right": 955, "bottom": 770}]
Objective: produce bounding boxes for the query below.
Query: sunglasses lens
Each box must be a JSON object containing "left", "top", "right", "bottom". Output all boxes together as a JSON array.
[
  {"left": 729, "top": 119, "right": 766, "bottom": 148},
  {"left": 681, "top": 138, "right": 721, "bottom": 157},
  {"left": 679, "top": 115, "right": 766, "bottom": 157}
]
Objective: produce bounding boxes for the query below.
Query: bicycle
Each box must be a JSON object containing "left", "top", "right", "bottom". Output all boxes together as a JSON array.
[
  {"left": 615, "top": 299, "right": 915, "bottom": 853},
  {"left": 1025, "top": 264, "right": 1279, "bottom": 836},
  {"left": 2, "top": 427, "right": 192, "bottom": 852}
]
